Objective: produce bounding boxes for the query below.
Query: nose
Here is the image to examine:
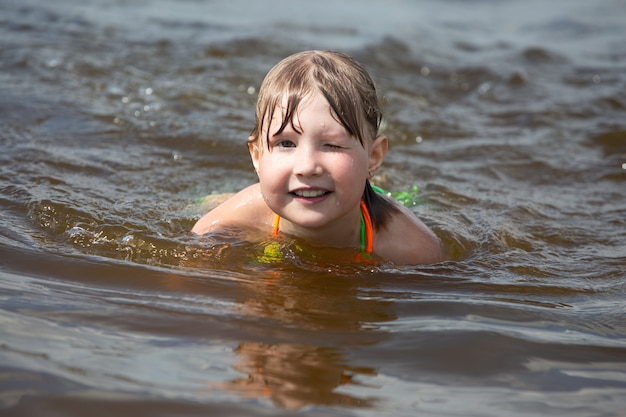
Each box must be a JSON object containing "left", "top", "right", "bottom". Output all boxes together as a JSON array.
[{"left": 293, "top": 146, "right": 323, "bottom": 177}]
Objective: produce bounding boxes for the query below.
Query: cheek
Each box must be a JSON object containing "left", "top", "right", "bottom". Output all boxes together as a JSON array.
[
  {"left": 257, "top": 156, "right": 286, "bottom": 193},
  {"left": 260, "top": 154, "right": 284, "bottom": 169},
  {"left": 335, "top": 154, "right": 368, "bottom": 178},
  {"left": 331, "top": 157, "right": 369, "bottom": 199}
]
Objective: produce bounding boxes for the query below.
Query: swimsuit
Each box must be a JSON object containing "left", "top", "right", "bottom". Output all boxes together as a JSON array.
[{"left": 271, "top": 200, "right": 373, "bottom": 255}]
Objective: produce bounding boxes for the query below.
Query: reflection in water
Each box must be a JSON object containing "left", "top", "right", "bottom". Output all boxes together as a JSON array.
[
  {"left": 223, "top": 268, "right": 395, "bottom": 409},
  {"left": 227, "top": 342, "right": 376, "bottom": 409}
]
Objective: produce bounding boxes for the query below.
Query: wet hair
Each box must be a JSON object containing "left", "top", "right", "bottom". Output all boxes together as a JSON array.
[{"left": 249, "top": 50, "right": 398, "bottom": 230}]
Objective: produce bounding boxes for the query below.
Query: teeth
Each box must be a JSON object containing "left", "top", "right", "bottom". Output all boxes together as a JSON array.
[{"left": 294, "top": 189, "right": 327, "bottom": 198}]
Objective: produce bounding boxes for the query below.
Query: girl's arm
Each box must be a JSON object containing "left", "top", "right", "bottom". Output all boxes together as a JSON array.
[{"left": 191, "top": 184, "right": 266, "bottom": 235}]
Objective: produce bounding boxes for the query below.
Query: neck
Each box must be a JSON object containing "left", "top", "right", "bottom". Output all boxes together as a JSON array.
[{"left": 275, "top": 206, "right": 362, "bottom": 248}]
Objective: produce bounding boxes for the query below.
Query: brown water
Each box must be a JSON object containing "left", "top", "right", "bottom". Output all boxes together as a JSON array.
[{"left": 1, "top": 0, "right": 625, "bottom": 415}]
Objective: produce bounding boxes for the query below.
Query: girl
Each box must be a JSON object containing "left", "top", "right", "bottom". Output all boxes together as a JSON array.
[{"left": 192, "top": 50, "right": 444, "bottom": 265}]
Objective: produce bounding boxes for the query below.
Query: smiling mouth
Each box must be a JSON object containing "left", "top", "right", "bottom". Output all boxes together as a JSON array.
[{"left": 291, "top": 189, "right": 330, "bottom": 198}]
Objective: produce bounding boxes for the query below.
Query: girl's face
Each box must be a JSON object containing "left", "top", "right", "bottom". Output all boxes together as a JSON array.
[{"left": 249, "top": 89, "right": 387, "bottom": 234}]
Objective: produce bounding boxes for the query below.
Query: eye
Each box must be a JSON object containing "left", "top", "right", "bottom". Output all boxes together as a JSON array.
[
  {"left": 324, "top": 143, "right": 343, "bottom": 150},
  {"left": 277, "top": 140, "right": 296, "bottom": 148}
]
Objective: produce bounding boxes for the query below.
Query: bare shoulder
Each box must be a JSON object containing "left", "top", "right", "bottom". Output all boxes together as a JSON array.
[
  {"left": 374, "top": 201, "right": 446, "bottom": 265},
  {"left": 191, "top": 183, "right": 272, "bottom": 235}
]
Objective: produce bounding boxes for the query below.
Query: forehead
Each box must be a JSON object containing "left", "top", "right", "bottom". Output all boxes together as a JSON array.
[{"left": 268, "top": 90, "right": 337, "bottom": 127}]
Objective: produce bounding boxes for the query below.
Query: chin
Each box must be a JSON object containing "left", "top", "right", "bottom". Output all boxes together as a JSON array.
[{"left": 284, "top": 214, "right": 333, "bottom": 230}]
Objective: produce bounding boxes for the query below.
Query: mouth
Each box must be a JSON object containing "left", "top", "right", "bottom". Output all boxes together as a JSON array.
[{"left": 290, "top": 189, "right": 331, "bottom": 198}]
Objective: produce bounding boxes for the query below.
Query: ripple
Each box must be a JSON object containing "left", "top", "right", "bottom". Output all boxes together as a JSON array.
[{"left": 2, "top": 0, "right": 626, "bottom": 415}]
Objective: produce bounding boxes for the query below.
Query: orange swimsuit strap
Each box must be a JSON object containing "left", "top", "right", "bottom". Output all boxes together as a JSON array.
[
  {"left": 359, "top": 200, "right": 373, "bottom": 254},
  {"left": 271, "top": 200, "right": 373, "bottom": 255}
]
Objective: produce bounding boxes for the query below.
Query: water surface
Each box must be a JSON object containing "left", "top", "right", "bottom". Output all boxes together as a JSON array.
[{"left": 1, "top": 0, "right": 625, "bottom": 415}]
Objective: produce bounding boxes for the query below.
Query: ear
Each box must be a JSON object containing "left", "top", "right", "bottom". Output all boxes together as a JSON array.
[
  {"left": 248, "top": 136, "right": 261, "bottom": 174},
  {"left": 368, "top": 135, "right": 388, "bottom": 174}
]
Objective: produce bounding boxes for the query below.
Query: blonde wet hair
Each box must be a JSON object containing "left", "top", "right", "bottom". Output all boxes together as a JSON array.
[{"left": 249, "top": 50, "right": 382, "bottom": 147}]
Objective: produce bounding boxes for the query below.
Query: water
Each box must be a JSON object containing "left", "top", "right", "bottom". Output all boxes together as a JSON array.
[{"left": 1, "top": 0, "right": 625, "bottom": 415}]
